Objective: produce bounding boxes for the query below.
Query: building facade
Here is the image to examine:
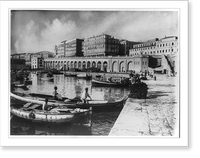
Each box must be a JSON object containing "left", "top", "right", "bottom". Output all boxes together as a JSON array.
[
  {"left": 44, "top": 55, "right": 149, "bottom": 73},
  {"left": 129, "top": 36, "right": 178, "bottom": 57},
  {"left": 11, "top": 52, "right": 54, "bottom": 69},
  {"left": 31, "top": 57, "right": 43, "bottom": 69},
  {"left": 56, "top": 39, "right": 84, "bottom": 58},
  {"left": 129, "top": 36, "right": 178, "bottom": 75},
  {"left": 83, "top": 34, "right": 120, "bottom": 57},
  {"left": 119, "top": 40, "right": 140, "bottom": 56}
]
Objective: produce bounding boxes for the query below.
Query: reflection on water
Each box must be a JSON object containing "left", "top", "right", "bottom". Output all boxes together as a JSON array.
[{"left": 11, "top": 72, "right": 129, "bottom": 136}]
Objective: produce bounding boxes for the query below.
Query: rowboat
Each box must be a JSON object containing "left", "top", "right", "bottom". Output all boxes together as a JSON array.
[
  {"left": 10, "top": 92, "right": 128, "bottom": 110},
  {"left": 41, "top": 77, "right": 54, "bottom": 81},
  {"left": 14, "top": 84, "right": 28, "bottom": 89},
  {"left": 77, "top": 73, "right": 92, "bottom": 80},
  {"left": 24, "top": 80, "right": 32, "bottom": 85},
  {"left": 91, "top": 78, "right": 130, "bottom": 87},
  {"left": 64, "top": 73, "right": 77, "bottom": 77},
  {"left": 11, "top": 105, "right": 89, "bottom": 123}
]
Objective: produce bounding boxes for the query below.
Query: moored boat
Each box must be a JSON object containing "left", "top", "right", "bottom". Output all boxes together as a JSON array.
[
  {"left": 91, "top": 78, "right": 130, "bottom": 87},
  {"left": 41, "top": 77, "right": 54, "bottom": 81},
  {"left": 64, "top": 73, "right": 77, "bottom": 77},
  {"left": 77, "top": 73, "right": 92, "bottom": 80},
  {"left": 11, "top": 106, "right": 89, "bottom": 123},
  {"left": 14, "top": 84, "right": 28, "bottom": 89},
  {"left": 10, "top": 92, "right": 128, "bottom": 110}
]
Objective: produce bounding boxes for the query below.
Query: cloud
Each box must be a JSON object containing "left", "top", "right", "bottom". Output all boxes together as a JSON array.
[
  {"left": 15, "top": 20, "right": 39, "bottom": 53},
  {"left": 14, "top": 18, "right": 77, "bottom": 53},
  {"left": 13, "top": 11, "right": 178, "bottom": 53}
]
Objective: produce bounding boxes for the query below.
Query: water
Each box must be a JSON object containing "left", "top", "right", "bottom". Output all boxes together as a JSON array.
[{"left": 11, "top": 72, "right": 129, "bottom": 136}]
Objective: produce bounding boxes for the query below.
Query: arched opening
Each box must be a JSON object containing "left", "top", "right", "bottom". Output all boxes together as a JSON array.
[
  {"left": 74, "top": 61, "right": 77, "bottom": 68},
  {"left": 127, "top": 61, "right": 134, "bottom": 71},
  {"left": 87, "top": 61, "right": 91, "bottom": 68},
  {"left": 78, "top": 61, "right": 81, "bottom": 69},
  {"left": 103, "top": 61, "right": 108, "bottom": 72},
  {"left": 112, "top": 61, "right": 118, "bottom": 72},
  {"left": 70, "top": 61, "right": 73, "bottom": 68},
  {"left": 57, "top": 62, "right": 60, "bottom": 70},
  {"left": 82, "top": 61, "right": 86, "bottom": 70},
  {"left": 119, "top": 61, "right": 125, "bottom": 72},
  {"left": 92, "top": 61, "right": 96, "bottom": 68},
  {"left": 97, "top": 61, "right": 101, "bottom": 69}
]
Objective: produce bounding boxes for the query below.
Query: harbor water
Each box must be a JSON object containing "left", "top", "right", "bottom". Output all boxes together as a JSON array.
[{"left": 10, "top": 72, "right": 129, "bottom": 136}]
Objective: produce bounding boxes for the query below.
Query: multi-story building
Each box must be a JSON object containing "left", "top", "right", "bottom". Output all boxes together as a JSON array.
[
  {"left": 129, "top": 36, "right": 178, "bottom": 56},
  {"left": 129, "top": 38, "right": 159, "bottom": 56},
  {"left": 83, "top": 34, "right": 120, "bottom": 57},
  {"left": 119, "top": 40, "right": 140, "bottom": 56},
  {"left": 11, "top": 51, "right": 53, "bottom": 69},
  {"left": 56, "top": 39, "right": 84, "bottom": 58},
  {"left": 129, "top": 36, "right": 178, "bottom": 75},
  {"left": 31, "top": 57, "right": 43, "bottom": 69}
]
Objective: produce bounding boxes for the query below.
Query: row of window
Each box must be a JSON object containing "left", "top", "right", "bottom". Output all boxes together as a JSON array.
[
  {"left": 84, "top": 39, "right": 119, "bottom": 46},
  {"left": 85, "top": 35, "right": 113, "bottom": 42},
  {"left": 84, "top": 48, "right": 119, "bottom": 54},
  {"left": 85, "top": 45, "right": 119, "bottom": 50},
  {"left": 133, "top": 41, "right": 177, "bottom": 49},
  {"left": 130, "top": 48, "right": 178, "bottom": 56},
  {"left": 130, "top": 47, "right": 178, "bottom": 53},
  {"left": 133, "top": 42, "right": 156, "bottom": 48}
]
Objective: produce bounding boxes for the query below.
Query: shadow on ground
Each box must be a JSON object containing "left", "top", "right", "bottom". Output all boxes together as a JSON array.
[{"left": 147, "top": 91, "right": 172, "bottom": 99}]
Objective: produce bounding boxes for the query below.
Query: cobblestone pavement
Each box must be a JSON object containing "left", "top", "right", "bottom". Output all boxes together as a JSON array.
[{"left": 109, "top": 75, "right": 179, "bottom": 136}]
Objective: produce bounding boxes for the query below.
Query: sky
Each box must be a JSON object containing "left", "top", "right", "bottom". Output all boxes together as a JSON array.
[{"left": 11, "top": 10, "right": 178, "bottom": 54}]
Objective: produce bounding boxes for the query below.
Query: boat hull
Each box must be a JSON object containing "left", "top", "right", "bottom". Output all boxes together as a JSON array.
[
  {"left": 41, "top": 77, "right": 54, "bottom": 81},
  {"left": 91, "top": 79, "right": 130, "bottom": 87},
  {"left": 11, "top": 107, "right": 89, "bottom": 123},
  {"left": 10, "top": 92, "right": 128, "bottom": 111},
  {"left": 64, "top": 73, "right": 77, "bottom": 77}
]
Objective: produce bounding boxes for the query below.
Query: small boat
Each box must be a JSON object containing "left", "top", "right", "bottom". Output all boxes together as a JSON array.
[
  {"left": 47, "top": 73, "right": 53, "bottom": 77},
  {"left": 11, "top": 105, "right": 89, "bottom": 123},
  {"left": 41, "top": 77, "right": 54, "bottom": 81},
  {"left": 64, "top": 73, "right": 77, "bottom": 77},
  {"left": 24, "top": 80, "right": 32, "bottom": 85},
  {"left": 91, "top": 78, "right": 130, "bottom": 87},
  {"left": 14, "top": 84, "right": 28, "bottom": 89},
  {"left": 77, "top": 73, "right": 92, "bottom": 80},
  {"left": 50, "top": 70, "right": 63, "bottom": 75},
  {"left": 10, "top": 92, "right": 128, "bottom": 110}
]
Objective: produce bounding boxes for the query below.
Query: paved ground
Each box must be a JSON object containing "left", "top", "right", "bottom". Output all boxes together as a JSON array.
[{"left": 109, "top": 74, "right": 179, "bottom": 136}]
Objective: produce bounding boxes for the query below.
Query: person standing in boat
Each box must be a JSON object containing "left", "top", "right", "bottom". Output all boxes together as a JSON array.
[
  {"left": 42, "top": 98, "right": 49, "bottom": 111},
  {"left": 81, "top": 87, "right": 92, "bottom": 104},
  {"left": 52, "top": 86, "right": 62, "bottom": 100}
]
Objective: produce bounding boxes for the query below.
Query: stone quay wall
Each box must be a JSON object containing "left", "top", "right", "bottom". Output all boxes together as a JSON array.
[{"left": 109, "top": 75, "right": 179, "bottom": 136}]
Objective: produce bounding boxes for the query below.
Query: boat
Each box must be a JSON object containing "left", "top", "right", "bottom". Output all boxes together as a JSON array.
[
  {"left": 50, "top": 70, "right": 63, "bottom": 75},
  {"left": 14, "top": 84, "right": 28, "bottom": 89},
  {"left": 64, "top": 73, "right": 77, "bottom": 77},
  {"left": 11, "top": 104, "right": 89, "bottom": 123},
  {"left": 24, "top": 80, "right": 32, "bottom": 85},
  {"left": 77, "top": 73, "right": 92, "bottom": 80},
  {"left": 41, "top": 77, "right": 54, "bottom": 81},
  {"left": 46, "top": 73, "right": 53, "bottom": 77},
  {"left": 91, "top": 78, "right": 130, "bottom": 87},
  {"left": 10, "top": 92, "right": 128, "bottom": 110}
]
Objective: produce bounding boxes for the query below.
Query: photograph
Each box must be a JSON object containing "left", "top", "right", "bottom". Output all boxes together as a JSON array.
[
  {"left": 0, "top": 0, "right": 189, "bottom": 148},
  {"left": 10, "top": 9, "right": 179, "bottom": 137}
]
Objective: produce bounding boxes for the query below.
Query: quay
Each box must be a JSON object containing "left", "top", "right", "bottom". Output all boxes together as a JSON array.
[{"left": 109, "top": 75, "right": 178, "bottom": 136}]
